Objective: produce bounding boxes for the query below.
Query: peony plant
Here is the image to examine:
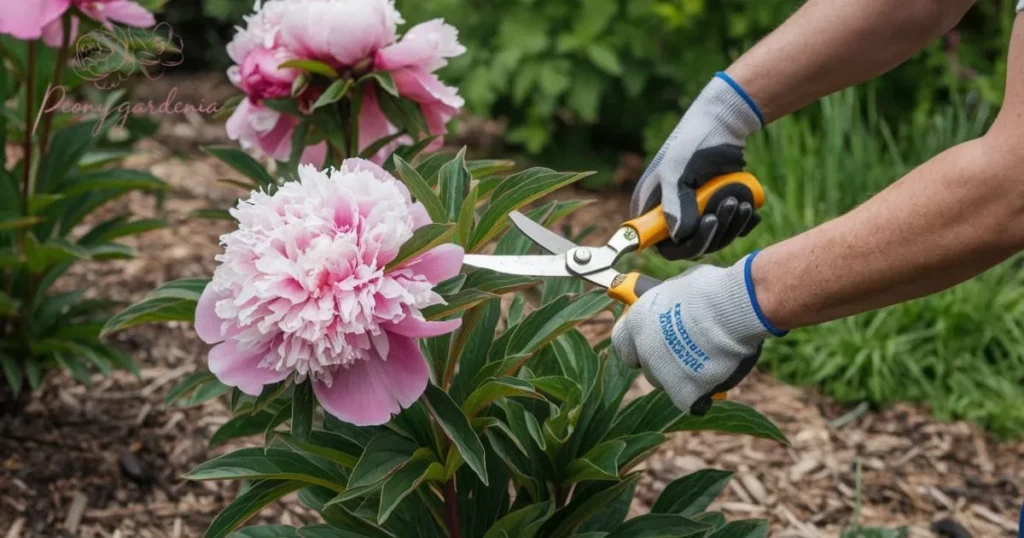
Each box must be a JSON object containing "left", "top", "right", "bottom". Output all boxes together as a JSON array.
[
  {"left": 0, "top": 2, "right": 167, "bottom": 396},
  {"left": 103, "top": 1, "right": 788, "bottom": 536}
]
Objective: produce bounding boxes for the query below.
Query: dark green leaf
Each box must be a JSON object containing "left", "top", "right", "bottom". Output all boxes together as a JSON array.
[
  {"left": 228, "top": 525, "right": 298, "bottom": 538},
  {"left": 605, "top": 514, "right": 709, "bottom": 538},
  {"left": 423, "top": 384, "right": 488, "bottom": 484},
  {"left": 204, "top": 146, "right": 276, "bottom": 188},
  {"left": 271, "top": 430, "right": 361, "bottom": 468},
  {"left": 312, "top": 79, "right": 353, "bottom": 110},
  {"left": 346, "top": 433, "right": 418, "bottom": 489},
  {"left": 470, "top": 168, "right": 593, "bottom": 248},
  {"left": 101, "top": 278, "right": 209, "bottom": 336},
  {"left": 467, "top": 159, "right": 516, "bottom": 179},
  {"left": 362, "top": 71, "right": 398, "bottom": 97},
  {"left": 439, "top": 148, "right": 471, "bottom": 222},
  {"left": 79, "top": 217, "right": 165, "bottom": 245},
  {"left": 691, "top": 512, "right": 727, "bottom": 529},
  {"left": 0, "top": 354, "right": 23, "bottom": 396},
  {"left": 384, "top": 223, "right": 455, "bottom": 271},
  {"left": 542, "top": 475, "right": 640, "bottom": 538},
  {"left": 358, "top": 132, "right": 405, "bottom": 160},
  {"left": 28, "top": 194, "right": 64, "bottom": 214},
  {"left": 482, "top": 501, "right": 551, "bottom": 538},
  {"left": 56, "top": 169, "right": 168, "bottom": 196},
  {"left": 253, "top": 382, "right": 290, "bottom": 415},
  {"left": 527, "top": 376, "right": 582, "bottom": 404},
  {"left": 462, "top": 269, "right": 540, "bottom": 295},
  {"left": 24, "top": 236, "right": 90, "bottom": 273},
  {"left": 186, "top": 448, "right": 345, "bottom": 492},
  {"left": 165, "top": 371, "right": 216, "bottom": 405},
  {"left": 456, "top": 186, "right": 477, "bottom": 247},
  {"left": 377, "top": 91, "right": 428, "bottom": 137},
  {"left": 462, "top": 377, "right": 540, "bottom": 417},
  {"left": 292, "top": 381, "right": 314, "bottom": 442},
  {"left": 0, "top": 215, "right": 42, "bottom": 232},
  {"left": 25, "top": 359, "right": 44, "bottom": 390},
  {"left": 667, "top": 401, "right": 788, "bottom": 445},
  {"left": 422, "top": 289, "right": 497, "bottom": 321},
  {"left": 705, "top": 520, "right": 769, "bottom": 538},
  {"left": 205, "top": 480, "right": 304, "bottom": 538},
  {"left": 279, "top": 59, "right": 340, "bottom": 78},
  {"left": 651, "top": 469, "right": 734, "bottom": 516},
  {"left": 298, "top": 525, "right": 380, "bottom": 538},
  {"left": 378, "top": 449, "right": 442, "bottom": 524},
  {"left": 393, "top": 156, "right": 446, "bottom": 223},
  {"left": 211, "top": 407, "right": 291, "bottom": 448},
  {"left": 567, "top": 440, "right": 625, "bottom": 482},
  {"left": 616, "top": 432, "right": 666, "bottom": 472}
]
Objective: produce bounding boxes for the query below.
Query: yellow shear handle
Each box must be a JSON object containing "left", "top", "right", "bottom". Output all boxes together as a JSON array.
[{"left": 622, "top": 172, "right": 765, "bottom": 251}]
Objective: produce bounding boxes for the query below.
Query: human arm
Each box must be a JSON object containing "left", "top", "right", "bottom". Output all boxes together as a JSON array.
[
  {"left": 639, "top": 0, "right": 977, "bottom": 258},
  {"left": 614, "top": 6, "right": 1024, "bottom": 416},
  {"left": 753, "top": 12, "right": 1024, "bottom": 329}
]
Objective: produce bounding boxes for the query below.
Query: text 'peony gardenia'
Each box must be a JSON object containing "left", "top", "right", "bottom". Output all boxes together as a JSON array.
[
  {"left": 195, "top": 159, "right": 464, "bottom": 426},
  {"left": 224, "top": 0, "right": 465, "bottom": 164}
]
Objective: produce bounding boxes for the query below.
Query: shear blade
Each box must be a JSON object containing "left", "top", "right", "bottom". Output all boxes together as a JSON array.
[
  {"left": 463, "top": 254, "right": 571, "bottom": 277},
  {"left": 509, "top": 211, "right": 578, "bottom": 255}
]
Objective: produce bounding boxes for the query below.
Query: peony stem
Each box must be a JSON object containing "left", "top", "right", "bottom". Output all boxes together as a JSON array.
[
  {"left": 21, "top": 41, "right": 36, "bottom": 237},
  {"left": 39, "top": 14, "right": 72, "bottom": 160},
  {"left": 443, "top": 479, "right": 461, "bottom": 538}
]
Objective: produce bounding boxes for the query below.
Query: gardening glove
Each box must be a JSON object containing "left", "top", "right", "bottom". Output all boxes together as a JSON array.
[
  {"left": 611, "top": 252, "right": 786, "bottom": 415},
  {"left": 633, "top": 72, "right": 765, "bottom": 260}
]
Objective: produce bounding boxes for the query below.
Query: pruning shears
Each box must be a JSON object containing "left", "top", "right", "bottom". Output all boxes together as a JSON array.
[{"left": 463, "top": 171, "right": 765, "bottom": 399}]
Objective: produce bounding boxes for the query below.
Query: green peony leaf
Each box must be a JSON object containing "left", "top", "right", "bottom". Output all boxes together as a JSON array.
[
  {"left": 705, "top": 520, "right": 769, "bottom": 538},
  {"left": 101, "top": 277, "right": 209, "bottom": 336},
  {"left": 279, "top": 59, "right": 340, "bottom": 78},
  {"left": 482, "top": 501, "right": 552, "bottom": 538},
  {"left": 385, "top": 223, "right": 455, "bottom": 271},
  {"left": 291, "top": 381, "right": 314, "bottom": 442},
  {"left": 346, "top": 433, "right": 418, "bottom": 490},
  {"left": 377, "top": 449, "right": 443, "bottom": 524},
  {"left": 185, "top": 447, "right": 345, "bottom": 492},
  {"left": 205, "top": 480, "right": 304, "bottom": 538},
  {"left": 424, "top": 384, "right": 488, "bottom": 485},
  {"left": 605, "top": 514, "right": 709, "bottom": 538},
  {"left": 227, "top": 525, "right": 298, "bottom": 538},
  {"left": 312, "top": 79, "right": 353, "bottom": 110},
  {"left": 541, "top": 475, "right": 640, "bottom": 538},
  {"left": 438, "top": 148, "right": 471, "bottom": 222},
  {"left": 393, "top": 155, "right": 447, "bottom": 223},
  {"left": 650, "top": 469, "right": 734, "bottom": 516},
  {"left": 462, "top": 377, "right": 541, "bottom": 417},
  {"left": 667, "top": 401, "right": 788, "bottom": 445},
  {"left": 566, "top": 439, "right": 626, "bottom": 482},
  {"left": 210, "top": 406, "right": 291, "bottom": 448},
  {"left": 203, "top": 146, "right": 276, "bottom": 189}
]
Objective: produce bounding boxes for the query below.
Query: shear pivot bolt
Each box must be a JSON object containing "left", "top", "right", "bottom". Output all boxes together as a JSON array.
[{"left": 573, "top": 248, "right": 592, "bottom": 264}]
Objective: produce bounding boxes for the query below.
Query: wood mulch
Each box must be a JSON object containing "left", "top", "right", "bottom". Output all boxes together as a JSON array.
[{"left": 2, "top": 78, "right": 1022, "bottom": 537}]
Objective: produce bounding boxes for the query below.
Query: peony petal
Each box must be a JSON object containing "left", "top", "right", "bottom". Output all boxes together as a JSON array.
[
  {"left": 399, "top": 243, "right": 465, "bottom": 284},
  {"left": 301, "top": 142, "right": 327, "bottom": 168},
  {"left": 41, "top": 15, "right": 77, "bottom": 48},
  {"left": 279, "top": 0, "right": 397, "bottom": 67},
  {"left": 357, "top": 89, "right": 399, "bottom": 164},
  {"left": 387, "top": 316, "right": 461, "bottom": 338},
  {"left": 195, "top": 284, "right": 227, "bottom": 344},
  {"left": 391, "top": 68, "right": 464, "bottom": 109},
  {"left": 409, "top": 202, "right": 431, "bottom": 230},
  {"left": 375, "top": 19, "right": 465, "bottom": 72},
  {"left": 0, "top": 0, "right": 69, "bottom": 39},
  {"left": 313, "top": 333, "right": 429, "bottom": 426},
  {"left": 98, "top": 1, "right": 155, "bottom": 27},
  {"left": 208, "top": 339, "right": 287, "bottom": 396}
]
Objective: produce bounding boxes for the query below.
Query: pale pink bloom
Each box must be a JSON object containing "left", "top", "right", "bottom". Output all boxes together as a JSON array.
[
  {"left": 277, "top": 0, "right": 402, "bottom": 68},
  {"left": 234, "top": 46, "right": 300, "bottom": 101},
  {"left": 195, "top": 160, "right": 463, "bottom": 426},
  {"left": 0, "top": 0, "right": 70, "bottom": 40},
  {"left": 77, "top": 0, "right": 155, "bottom": 27},
  {"left": 375, "top": 19, "right": 465, "bottom": 72},
  {"left": 225, "top": 98, "right": 326, "bottom": 166},
  {"left": 390, "top": 68, "right": 464, "bottom": 151}
]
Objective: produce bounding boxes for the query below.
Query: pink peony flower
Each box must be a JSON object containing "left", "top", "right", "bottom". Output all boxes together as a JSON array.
[
  {"left": 235, "top": 46, "right": 300, "bottom": 101},
  {"left": 0, "top": 0, "right": 70, "bottom": 41},
  {"left": 195, "top": 159, "right": 464, "bottom": 426},
  {"left": 76, "top": 0, "right": 155, "bottom": 28},
  {"left": 226, "top": 99, "right": 326, "bottom": 166},
  {"left": 277, "top": 0, "right": 402, "bottom": 68}
]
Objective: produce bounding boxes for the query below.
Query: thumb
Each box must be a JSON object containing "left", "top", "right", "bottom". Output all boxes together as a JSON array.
[{"left": 611, "top": 317, "right": 640, "bottom": 369}]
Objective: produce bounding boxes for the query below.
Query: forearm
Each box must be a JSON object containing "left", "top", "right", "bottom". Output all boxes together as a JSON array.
[
  {"left": 753, "top": 136, "right": 1024, "bottom": 329},
  {"left": 727, "top": 0, "right": 974, "bottom": 123}
]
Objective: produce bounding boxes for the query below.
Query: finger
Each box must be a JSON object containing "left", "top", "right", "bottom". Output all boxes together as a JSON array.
[
  {"left": 640, "top": 363, "right": 664, "bottom": 391},
  {"left": 611, "top": 319, "right": 641, "bottom": 369},
  {"left": 739, "top": 211, "right": 761, "bottom": 237},
  {"left": 631, "top": 175, "right": 662, "bottom": 218},
  {"left": 690, "top": 214, "right": 719, "bottom": 258},
  {"left": 706, "top": 197, "right": 738, "bottom": 253},
  {"left": 710, "top": 199, "right": 753, "bottom": 253},
  {"left": 656, "top": 213, "right": 718, "bottom": 260},
  {"left": 689, "top": 395, "right": 714, "bottom": 416}
]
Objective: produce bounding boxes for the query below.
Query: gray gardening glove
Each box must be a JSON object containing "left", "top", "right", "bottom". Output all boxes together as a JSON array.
[
  {"left": 633, "top": 72, "right": 764, "bottom": 260},
  {"left": 611, "top": 253, "right": 786, "bottom": 415}
]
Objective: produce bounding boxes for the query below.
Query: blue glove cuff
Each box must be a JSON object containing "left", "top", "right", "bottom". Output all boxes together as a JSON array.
[
  {"left": 715, "top": 71, "right": 765, "bottom": 128},
  {"left": 744, "top": 250, "right": 787, "bottom": 337}
]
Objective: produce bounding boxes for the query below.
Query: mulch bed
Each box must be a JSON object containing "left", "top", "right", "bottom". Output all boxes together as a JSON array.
[{"left": 2, "top": 81, "right": 1022, "bottom": 537}]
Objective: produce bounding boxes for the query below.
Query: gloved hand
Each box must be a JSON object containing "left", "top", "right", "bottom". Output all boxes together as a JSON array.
[
  {"left": 633, "top": 72, "right": 765, "bottom": 260},
  {"left": 611, "top": 252, "right": 786, "bottom": 415}
]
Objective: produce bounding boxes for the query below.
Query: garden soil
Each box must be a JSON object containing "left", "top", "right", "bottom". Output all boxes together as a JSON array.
[{"left": 1, "top": 76, "right": 1022, "bottom": 538}]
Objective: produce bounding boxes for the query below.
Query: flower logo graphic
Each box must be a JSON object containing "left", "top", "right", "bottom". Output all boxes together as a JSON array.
[{"left": 71, "top": 22, "right": 184, "bottom": 89}]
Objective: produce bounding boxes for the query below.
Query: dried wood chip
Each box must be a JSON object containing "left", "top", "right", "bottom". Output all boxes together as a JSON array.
[
  {"left": 4, "top": 518, "right": 25, "bottom": 538},
  {"left": 719, "top": 502, "right": 767, "bottom": 515},
  {"left": 969, "top": 504, "right": 1018, "bottom": 532},
  {"left": 63, "top": 492, "right": 89, "bottom": 534},
  {"left": 737, "top": 473, "right": 768, "bottom": 505}
]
